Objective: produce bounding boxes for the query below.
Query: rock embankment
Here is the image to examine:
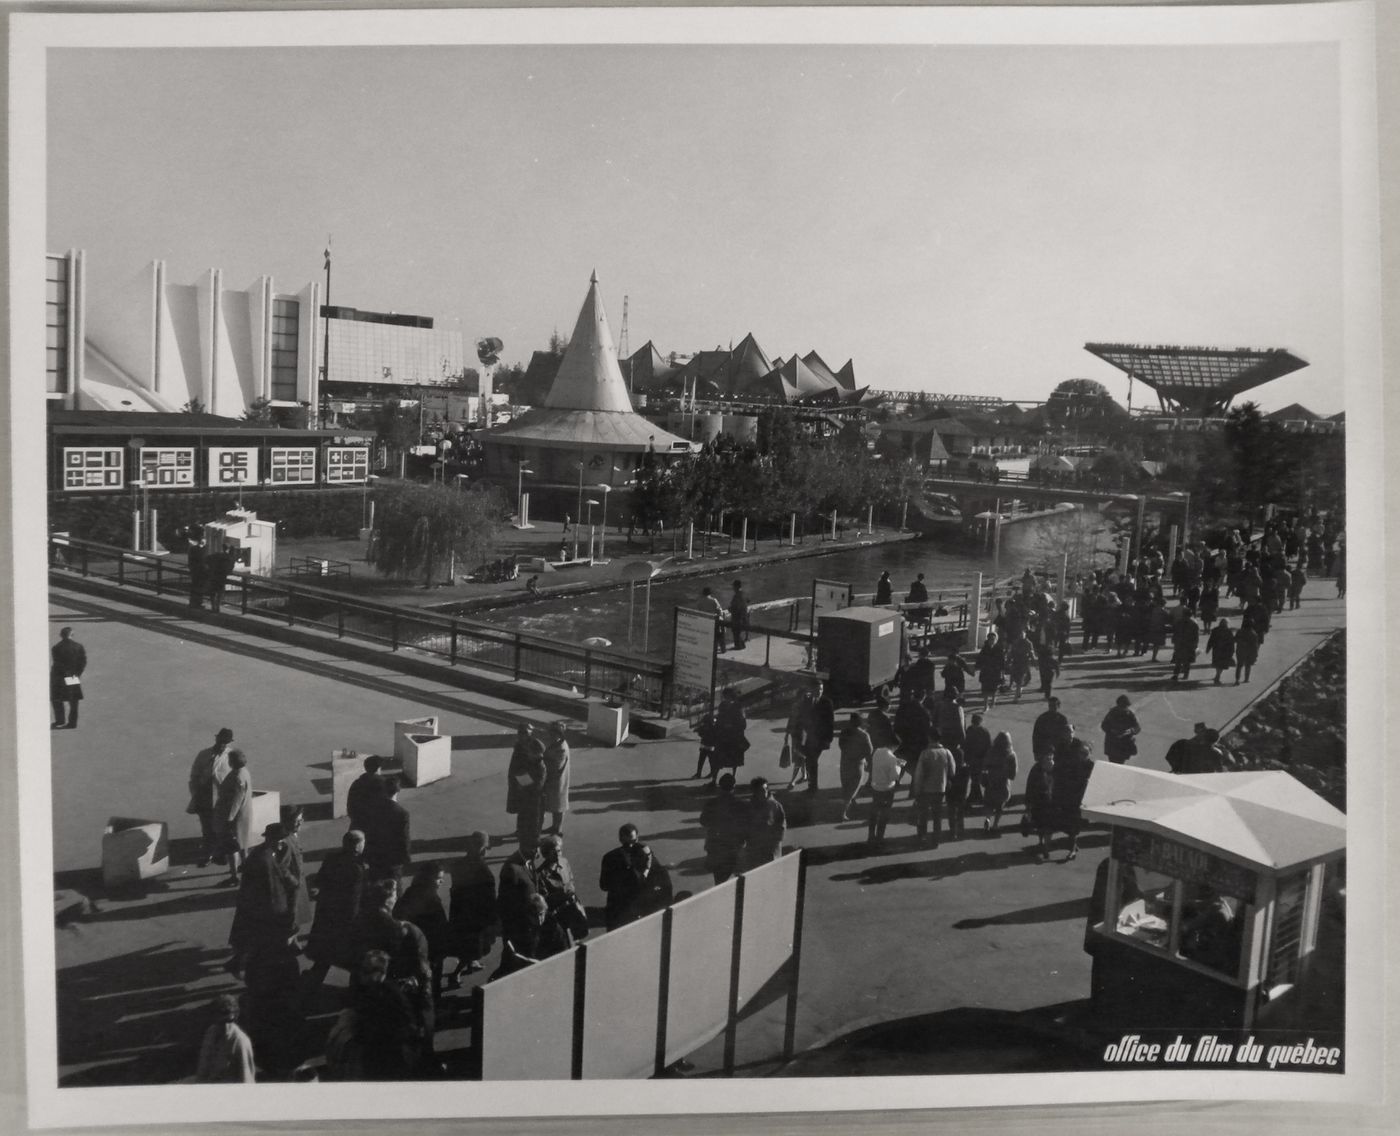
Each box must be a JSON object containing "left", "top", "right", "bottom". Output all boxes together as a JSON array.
[{"left": 1222, "top": 630, "right": 1345, "bottom": 810}]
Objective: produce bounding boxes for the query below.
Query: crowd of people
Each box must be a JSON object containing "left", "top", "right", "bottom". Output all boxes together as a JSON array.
[{"left": 182, "top": 514, "right": 1338, "bottom": 1082}]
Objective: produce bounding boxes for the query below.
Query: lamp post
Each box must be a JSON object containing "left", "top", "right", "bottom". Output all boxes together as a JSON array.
[
  {"left": 585, "top": 498, "right": 599, "bottom": 563},
  {"left": 575, "top": 460, "right": 586, "bottom": 560},
  {"left": 596, "top": 483, "right": 613, "bottom": 561},
  {"left": 516, "top": 459, "right": 534, "bottom": 528}
]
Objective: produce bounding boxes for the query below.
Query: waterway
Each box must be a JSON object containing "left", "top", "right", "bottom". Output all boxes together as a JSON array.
[{"left": 455, "top": 505, "right": 1117, "bottom": 658}]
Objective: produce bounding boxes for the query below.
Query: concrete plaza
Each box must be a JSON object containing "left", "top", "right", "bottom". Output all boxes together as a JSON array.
[{"left": 46, "top": 577, "right": 1345, "bottom": 1084}]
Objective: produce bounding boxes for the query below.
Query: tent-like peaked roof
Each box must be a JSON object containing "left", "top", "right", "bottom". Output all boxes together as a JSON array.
[
  {"left": 802, "top": 351, "right": 840, "bottom": 389},
  {"left": 758, "top": 355, "right": 840, "bottom": 399},
  {"left": 545, "top": 272, "right": 634, "bottom": 413},
  {"left": 620, "top": 340, "right": 678, "bottom": 393},
  {"left": 1079, "top": 763, "right": 1345, "bottom": 875},
  {"left": 1267, "top": 403, "right": 1320, "bottom": 422}
]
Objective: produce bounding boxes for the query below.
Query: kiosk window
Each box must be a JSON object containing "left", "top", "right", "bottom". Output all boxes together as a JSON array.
[
  {"left": 1112, "top": 865, "right": 1173, "bottom": 950},
  {"left": 1110, "top": 866, "right": 1245, "bottom": 979},
  {"left": 1178, "top": 886, "right": 1245, "bottom": 977}
]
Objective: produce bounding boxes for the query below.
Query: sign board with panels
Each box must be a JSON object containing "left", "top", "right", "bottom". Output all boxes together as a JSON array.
[
  {"left": 324, "top": 446, "right": 370, "bottom": 484},
  {"left": 62, "top": 447, "right": 125, "bottom": 491},
  {"left": 269, "top": 447, "right": 317, "bottom": 485},
  {"left": 138, "top": 447, "right": 195, "bottom": 488},
  {"left": 208, "top": 447, "right": 258, "bottom": 486}
]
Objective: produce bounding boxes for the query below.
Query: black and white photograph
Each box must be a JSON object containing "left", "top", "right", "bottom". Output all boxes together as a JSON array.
[{"left": 4, "top": 2, "right": 1387, "bottom": 1129}]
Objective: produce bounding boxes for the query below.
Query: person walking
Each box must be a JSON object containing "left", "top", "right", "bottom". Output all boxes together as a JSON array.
[
  {"left": 205, "top": 546, "right": 236, "bottom": 613},
  {"left": 712, "top": 687, "right": 749, "bottom": 781},
  {"left": 865, "top": 742, "right": 903, "bottom": 847},
  {"left": 1234, "top": 622, "right": 1260, "bottom": 685},
  {"left": 214, "top": 749, "right": 253, "bottom": 887},
  {"left": 699, "top": 586, "right": 727, "bottom": 653},
  {"left": 532, "top": 834, "right": 590, "bottom": 942},
  {"left": 1051, "top": 739, "right": 1095, "bottom": 861},
  {"left": 800, "top": 681, "right": 835, "bottom": 793},
  {"left": 186, "top": 533, "right": 209, "bottom": 611},
  {"left": 1024, "top": 751, "right": 1056, "bottom": 862},
  {"left": 1006, "top": 633, "right": 1034, "bottom": 699},
  {"left": 982, "top": 731, "right": 1018, "bottom": 835},
  {"left": 874, "top": 571, "right": 893, "bottom": 606},
  {"left": 930, "top": 687, "right": 966, "bottom": 761},
  {"left": 303, "top": 829, "right": 368, "bottom": 995},
  {"left": 599, "top": 824, "right": 643, "bottom": 932},
  {"left": 1100, "top": 695, "right": 1141, "bottom": 765},
  {"left": 783, "top": 688, "right": 812, "bottom": 789},
  {"left": 693, "top": 707, "right": 720, "bottom": 783},
  {"left": 1288, "top": 563, "right": 1308, "bottom": 610},
  {"left": 728, "top": 579, "right": 749, "bottom": 651},
  {"left": 363, "top": 776, "right": 412, "bottom": 889},
  {"left": 962, "top": 711, "right": 992, "bottom": 808},
  {"left": 346, "top": 755, "right": 386, "bottom": 834},
  {"left": 940, "top": 651, "right": 974, "bottom": 700},
  {"left": 446, "top": 831, "right": 498, "bottom": 983},
  {"left": 541, "top": 723, "right": 572, "bottom": 837},
  {"left": 1170, "top": 614, "right": 1200, "bottom": 682},
  {"left": 394, "top": 862, "right": 452, "bottom": 1001},
  {"left": 910, "top": 732, "right": 956, "bottom": 848},
  {"left": 975, "top": 632, "right": 1005, "bottom": 711},
  {"left": 1032, "top": 696, "right": 1073, "bottom": 761},
  {"left": 280, "top": 804, "right": 313, "bottom": 937},
  {"left": 505, "top": 724, "right": 546, "bottom": 844},
  {"left": 50, "top": 626, "right": 87, "bottom": 729},
  {"left": 194, "top": 995, "right": 256, "bottom": 1083},
  {"left": 746, "top": 778, "right": 787, "bottom": 866},
  {"left": 188, "top": 727, "right": 235, "bottom": 867},
  {"left": 699, "top": 774, "right": 750, "bottom": 883},
  {"left": 837, "top": 713, "right": 873, "bottom": 821},
  {"left": 497, "top": 839, "right": 542, "bottom": 946},
  {"left": 1207, "top": 618, "right": 1236, "bottom": 685}
]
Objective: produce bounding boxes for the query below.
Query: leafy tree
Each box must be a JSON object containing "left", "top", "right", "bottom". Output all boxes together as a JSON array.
[
  {"left": 1222, "top": 402, "right": 1301, "bottom": 526},
  {"left": 242, "top": 396, "right": 273, "bottom": 423},
  {"left": 370, "top": 480, "right": 503, "bottom": 587},
  {"left": 1046, "top": 378, "right": 1125, "bottom": 424}
]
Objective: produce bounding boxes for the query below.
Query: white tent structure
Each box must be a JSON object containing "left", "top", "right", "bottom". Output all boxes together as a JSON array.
[{"left": 481, "top": 273, "right": 698, "bottom": 490}]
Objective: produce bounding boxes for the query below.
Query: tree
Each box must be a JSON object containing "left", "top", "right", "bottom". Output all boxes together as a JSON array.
[
  {"left": 370, "top": 481, "right": 504, "bottom": 587},
  {"left": 374, "top": 398, "right": 422, "bottom": 475},
  {"left": 1046, "top": 378, "right": 1125, "bottom": 424},
  {"left": 1223, "top": 402, "right": 1300, "bottom": 525},
  {"left": 242, "top": 397, "right": 273, "bottom": 423}
]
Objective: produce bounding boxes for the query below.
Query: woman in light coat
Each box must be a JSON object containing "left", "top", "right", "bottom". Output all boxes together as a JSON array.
[{"left": 542, "top": 723, "right": 572, "bottom": 837}]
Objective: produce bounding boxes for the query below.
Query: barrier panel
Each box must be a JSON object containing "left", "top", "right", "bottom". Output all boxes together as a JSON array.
[
  {"left": 579, "top": 915, "right": 665, "bottom": 1080},
  {"left": 476, "top": 945, "right": 577, "bottom": 1081},
  {"left": 737, "top": 852, "right": 801, "bottom": 1005},
  {"left": 661, "top": 880, "right": 739, "bottom": 1070},
  {"left": 473, "top": 850, "right": 804, "bottom": 1079}
]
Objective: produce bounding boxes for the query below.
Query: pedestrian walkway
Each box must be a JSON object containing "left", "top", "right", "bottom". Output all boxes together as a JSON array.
[{"left": 46, "top": 581, "right": 1343, "bottom": 1084}]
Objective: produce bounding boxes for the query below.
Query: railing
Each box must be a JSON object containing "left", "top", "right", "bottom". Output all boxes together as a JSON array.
[{"left": 48, "top": 536, "right": 672, "bottom": 714}]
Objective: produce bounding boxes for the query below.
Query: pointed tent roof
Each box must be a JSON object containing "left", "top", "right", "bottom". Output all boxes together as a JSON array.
[
  {"left": 801, "top": 351, "right": 840, "bottom": 388},
  {"left": 1079, "top": 763, "right": 1345, "bottom": 874},
  {"left": 751, "top": 355, "right": 840, "bottom": 400},
  {"left": 1266, "top": 402, "right": 1320, "bottom": 422},
  {"left": 545, "top": 272, "right": 634, "bottom": 413},
  {"left": 724, "top": 333, "right": 775, "bottom": 396},
  {"left": 620, "top": 340, "right": 678, "bottom": 393},
  {"left": 835, "top": 360, "right": 857, "bottom": 390}
]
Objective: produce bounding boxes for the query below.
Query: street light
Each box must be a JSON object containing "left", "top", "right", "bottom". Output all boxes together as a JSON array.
[
  {"left": 585, "top": 498, "right": 600, "bottom": 562},
  {"left": 516, "top": 459, "right": 534, "bottom": 528},
  {"left": 596, "top": 483, "right": 613, "bottom": 562}
]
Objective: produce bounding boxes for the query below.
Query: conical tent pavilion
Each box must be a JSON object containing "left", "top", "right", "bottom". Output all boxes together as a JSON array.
[{"left": 480, "top": 273, "right": 697, "bottom": 510}]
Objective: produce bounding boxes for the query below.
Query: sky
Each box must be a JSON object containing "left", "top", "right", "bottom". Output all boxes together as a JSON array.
[{"left": 47, "top": 41, "right": 1345, "bottom": 413}]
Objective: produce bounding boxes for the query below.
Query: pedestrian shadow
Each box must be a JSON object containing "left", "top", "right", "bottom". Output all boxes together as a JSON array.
[
  {"left": 952, "top": 896, "right": 1091, "bottom": 929},
  {"left": 568, "top": 776, "right": 710, "bottom": 817},
  {"left": 450, "top": 733, "right": 512, "bottom": 751},
  {"left": 1063, "top": 675, "right": 1197, "bottom": 692},
  {"left": 57, "top": 940, "right": 235, "bottom": 1086},
  {"left": 73, "top": 882, "right": 240, "bottom": 925}
]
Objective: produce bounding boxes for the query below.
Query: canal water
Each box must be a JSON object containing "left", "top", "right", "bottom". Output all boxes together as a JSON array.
[{"left": 454, "top": 507, "right": 1113, "bottom": 658}]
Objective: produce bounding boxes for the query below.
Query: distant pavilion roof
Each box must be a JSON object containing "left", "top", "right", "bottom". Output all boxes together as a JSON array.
[{"left": 1085, "top": 342, "right": 1308, "bottom": 416}]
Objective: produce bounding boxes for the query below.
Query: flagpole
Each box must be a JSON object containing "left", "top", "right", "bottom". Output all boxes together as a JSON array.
[{"left": 321, "top": 243, "right": 332, "bottom": 427}]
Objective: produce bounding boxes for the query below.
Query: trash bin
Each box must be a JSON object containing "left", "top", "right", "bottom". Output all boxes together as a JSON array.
[
  {"left": 587, "top": 700, "right": 629, "bottom": 747},
  {"left": 393, "top": 717, "right": 440, "bottom": 761},
  {"left": 101, "top": 817, "right": 169, "bottom": 889},
  {"left": 401, "top": 734, "right": 451, "bottom": 787}
]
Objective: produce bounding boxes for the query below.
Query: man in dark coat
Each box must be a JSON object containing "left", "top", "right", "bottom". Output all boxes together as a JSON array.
[
  {"left": 698, "top": 775, "right": 749, "bottom": 884},
  {"left": 1031, "top": 697, "right": 1073, "bottom": 759},
  {"left": 205, "top": 547, "right": 237, "bottom": 612},
  {"left": 363, "top": 776, "right": 411, "bottom": 888},
  {"left": 746, "top": 778, "right": 787, "bottom": 867},
  {"left": 50, "top": 626, "right": 86, "bottom": 729},
  {"left": 505, "top": 724, "right": 546, "bottom": 845},
  {"left": 797, "top": 681, "right": 836, "bottom": 793},
  {"left": 303, "top": 829, "right": 368, "bottom": 994},
  {"left": 598, "top": 824, "right": 643, "bottom": 931},
  {"left": 186, "top": 532, "right": 208, "bottom": 609},
  {"left": 447, "top": 831, "right": 498, "bottom": 982},
  {"left": 229, "top": 822, "right": 299, "bottom": 972},
  {"left": 497, "top": 839, "right": 541, "bottom": 947},
  {"left": 346, "top": 755, "right": 386, "bottom": 832},
  {"left": 900, "top": 648, "right": 937, "bottom": 703},
  {"left": 728, "top": 580, "right": 749, "bottom": 651}
]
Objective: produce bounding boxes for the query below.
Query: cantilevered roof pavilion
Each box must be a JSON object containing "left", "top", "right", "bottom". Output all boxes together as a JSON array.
[{"left": 1084, "top": 343, "right": 1308, "bottom": 416}]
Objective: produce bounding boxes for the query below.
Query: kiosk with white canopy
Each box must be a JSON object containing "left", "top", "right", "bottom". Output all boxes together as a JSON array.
[{"left": 1080, "top": 763, "right": 1345, "bottom": 1033}]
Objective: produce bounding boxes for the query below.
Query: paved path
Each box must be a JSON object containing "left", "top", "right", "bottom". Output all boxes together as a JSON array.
[{"left": 46, "top": 581, "right": 1343, "bottom": 1084}]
